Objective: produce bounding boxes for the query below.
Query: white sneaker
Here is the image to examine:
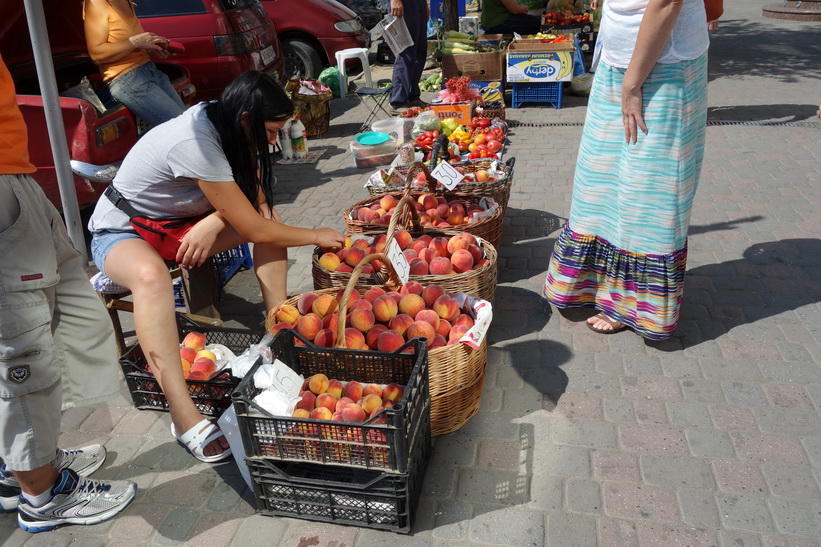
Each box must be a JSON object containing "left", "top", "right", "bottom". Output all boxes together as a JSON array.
[
  {"left": 17, "top": 469, "right": 136, "bottom": 533},
  {"left": 0, "top": 445, "right": 107, "bottom": 512}
]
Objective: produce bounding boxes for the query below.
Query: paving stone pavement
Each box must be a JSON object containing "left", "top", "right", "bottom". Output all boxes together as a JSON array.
[{"left": 2, "top": 3, "right": 820, "bottom": 545}]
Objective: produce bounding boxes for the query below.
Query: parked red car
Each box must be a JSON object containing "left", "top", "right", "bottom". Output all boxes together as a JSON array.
[
  {"left": 262, "top": 0, "right": 371, "bottom": 79},
  {"left": 136, "top": 0, "right": 286, "bottom": 101},
  {"left": 2, "top": 1, "right": 195, "bottom": 211}
]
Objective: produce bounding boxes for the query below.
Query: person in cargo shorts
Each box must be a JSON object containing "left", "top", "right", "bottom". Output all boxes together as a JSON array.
[{"left": 0, "top": 54, "right": 136, "bottom": 533}]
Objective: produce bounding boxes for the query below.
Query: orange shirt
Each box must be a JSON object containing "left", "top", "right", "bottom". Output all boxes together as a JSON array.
[
  {"left": 705, "top": 0, "right": 724, "bottom": 21},
  {"left": 0, "top": 54, "right": 36, "bottom": 175},
  {"left": 84, "top": 0, "right": 150, "bottom": 83}
]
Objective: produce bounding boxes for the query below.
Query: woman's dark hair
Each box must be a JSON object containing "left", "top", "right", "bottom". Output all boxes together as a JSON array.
[{"left": 205, "top": 71, "right": 293, "bottom": 207}]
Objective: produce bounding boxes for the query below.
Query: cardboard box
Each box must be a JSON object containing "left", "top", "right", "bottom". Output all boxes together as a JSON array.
[
  {"left": 478, "top": 34, "right": 504, "bottom": 47},
  {"left": 506, "top": 38, "right": 575, "bottom": 83},
  {"left": 428, "top": 100, "right": 476, "bottom": 124},
  {"left": 441, "top": 51, "right": 504, "bottom": 82},
  {"left": 469, "top": 80, "right": 504, "bottom": 104}
]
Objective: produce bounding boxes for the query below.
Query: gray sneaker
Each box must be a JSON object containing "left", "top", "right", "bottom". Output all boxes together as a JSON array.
[
  {"left": 0, "top": 444, "right": 107, "bottom": 512},
  {"left": 17, "top": 469, "right": 136, "bottom": 533}
]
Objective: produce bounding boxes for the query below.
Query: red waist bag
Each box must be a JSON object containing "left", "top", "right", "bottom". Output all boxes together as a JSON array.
[{"left": 105, "top": 186, "right": 204, "bottom": 261}]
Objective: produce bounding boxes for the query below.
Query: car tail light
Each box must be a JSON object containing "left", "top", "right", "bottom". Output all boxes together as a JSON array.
[
  {"left": 214, "top": 31, "right": 258, "bottom": 56},
  {"left": 96, "top": 117, "right": 130, "bottom": 147}
]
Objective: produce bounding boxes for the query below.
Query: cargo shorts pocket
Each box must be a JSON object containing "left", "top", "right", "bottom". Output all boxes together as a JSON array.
[{"left": 0, "top": 295, "right": 58, "bottom": 397}]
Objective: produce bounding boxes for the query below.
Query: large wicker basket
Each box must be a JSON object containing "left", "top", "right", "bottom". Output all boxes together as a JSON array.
[
  {"left": 268, "top": 253, "right": 491, "bottom": 437},
  {"left": 290, "top": 89, "right": 332, "bottom": 137}
]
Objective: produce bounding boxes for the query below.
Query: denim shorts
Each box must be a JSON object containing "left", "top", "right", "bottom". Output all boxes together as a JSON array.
[
  {"left": 108, "top": 62, "right": 186, "bottom": 128},
  {"left": 90, "top": 230, "right": 142, "bottom": 279}
]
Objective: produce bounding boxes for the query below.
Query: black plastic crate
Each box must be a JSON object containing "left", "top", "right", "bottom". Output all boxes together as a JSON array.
[
  {"left": 232, "top": 329, "right": 430, "bottom": 473},
  {"left": 246, "top": 421, "right": 430, "bottom": 533},
  {"left": 120, "top": 315, "right": 260, "bottom": 416}
]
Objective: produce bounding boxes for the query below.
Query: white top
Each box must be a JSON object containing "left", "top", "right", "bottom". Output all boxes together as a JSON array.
[{"left": 598, "top": 0, "right": 709, "bottom": 69}]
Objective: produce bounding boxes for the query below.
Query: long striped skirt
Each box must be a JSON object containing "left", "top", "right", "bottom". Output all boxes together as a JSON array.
[{"left": 543, "top": 53, "right": 708, "bottom": 340}]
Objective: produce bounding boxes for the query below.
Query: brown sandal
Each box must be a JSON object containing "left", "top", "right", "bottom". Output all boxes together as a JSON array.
[{"left": 586, "top": 313, "right": 628, "bottom": 335}]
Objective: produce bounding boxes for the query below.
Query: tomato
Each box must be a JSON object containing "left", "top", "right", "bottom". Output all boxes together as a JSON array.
[
  {"left": 473, "top": 134, "right": 486, "bottom": 146},
  {"left": 458, "top": 141, "right": 470, "bottom": 152},
  {"left": 485, "top": 133, "right": 498, "bottom": 142},
  {"left": 486, "top": 139, "right": 503, "bottom": 153}
]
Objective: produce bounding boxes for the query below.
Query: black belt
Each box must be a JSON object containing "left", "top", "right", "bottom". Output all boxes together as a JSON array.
[{"left": 103, "top": 185, "right": 141, "bottom": 219}]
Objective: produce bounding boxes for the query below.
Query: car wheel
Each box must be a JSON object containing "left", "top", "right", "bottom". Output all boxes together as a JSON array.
[{"left": 283, "top": 39, "right": 323, "bottom": 80}]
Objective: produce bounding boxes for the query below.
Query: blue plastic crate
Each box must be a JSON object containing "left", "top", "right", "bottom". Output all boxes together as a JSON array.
[
  {"left": 511, "top": 81, "right": 564, "bottom": 109},
  {"left": 173, "top": 244, "right": 253, "bottom": 307}
]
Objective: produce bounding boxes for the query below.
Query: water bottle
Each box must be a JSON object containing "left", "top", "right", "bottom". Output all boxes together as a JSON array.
[
  {"left": 290, "top": 116, "right": 308, "bottom": 159},
  {"left": 279, "top": 120, "right": 294, "bottom": 159}
]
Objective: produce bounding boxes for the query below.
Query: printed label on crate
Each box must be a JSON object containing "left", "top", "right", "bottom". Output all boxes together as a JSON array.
[
  {"left": 386, "top": 240, "right": 410, "bottom": 284},
  {"left": 431, "top": 161, "right": 463, "bottom": 190},
  {"left": 506, "top": 51, "right": 574, "bottom": 82}
]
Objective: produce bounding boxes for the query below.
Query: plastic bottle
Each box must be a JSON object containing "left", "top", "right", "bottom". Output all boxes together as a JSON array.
[
  {"left": 290, "top": 116, "right": 308, "bottom": 159},
  {"left": 279, "top": 119, "right": 294, "bottom": 160}
]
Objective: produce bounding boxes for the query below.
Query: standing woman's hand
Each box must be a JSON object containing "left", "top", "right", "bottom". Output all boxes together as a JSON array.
[
  {"left": 622, "top": 85, "right": 647, "bottom": 144},
  {"left": 391, "top": 0, "right": 404, "bottom": 17}
]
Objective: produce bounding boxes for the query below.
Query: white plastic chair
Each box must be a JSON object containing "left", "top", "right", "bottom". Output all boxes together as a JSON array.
[{"left": 334, "top": 48, "right": 373, "bottom": 99}]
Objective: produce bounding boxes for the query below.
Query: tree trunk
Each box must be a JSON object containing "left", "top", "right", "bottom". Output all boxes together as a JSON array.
[{"left": 442, "top": 0, "right": 459, "bottom": 31}]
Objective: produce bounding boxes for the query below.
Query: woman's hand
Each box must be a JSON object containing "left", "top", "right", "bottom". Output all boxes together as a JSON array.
[
  {"left": 313, "top": 228, "right": 347, "bottom": 250},
  {"left": 390, "top": 0, "right": 404, "bottom": 17},
  {"left": 622, "top": 85, "right": 647, "bottom": 145},
  {"left": 707, "top": 19, "right": 719, "bottom": 33},
  {"left": 129, "top": 32, "right": 170, "bottom": 56},
  {"left": 176, "top": 215, "right": 223, "bottom": 268}
]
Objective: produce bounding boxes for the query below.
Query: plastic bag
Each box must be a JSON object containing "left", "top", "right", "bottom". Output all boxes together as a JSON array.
[
  {"left": 318, "top": 66, "right": 341, "bottom": 98},
  {"left": 228, "top": 332, "right": 274, "bottom": 378},
  {"left": 410, "top": 111, "right": 441, "bottom": 139}
]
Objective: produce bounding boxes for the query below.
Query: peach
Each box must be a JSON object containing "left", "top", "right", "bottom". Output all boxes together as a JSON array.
[
  {"left": 415, "top": 308, "right": 441, "bottom": 331},
  {"left": 372, "top": 295, "right": 398, "bottom": 322},
  {"left": 345, "top": 247, "right": 366, "bottom": 267},
  {"left": 332, "top": 411, "right": 344, "bottom": 421},
  {"left": 181, "top": 357, "right": 192, "bottom": 378},
  {"left": 336, "top": 248, "right": 347, "bottom": 261},
  {"left": 296, "top": 312, "right": 323, "bottom": 341},
  {"left": 361, "top": 393, "right": 382, "bottom": 415},
  {"left": 436, "top": 318, "right": 452, "bottom": 338},
  {"left": 313, "top": 328, "right": 336, "bottom": 348},
  {"left": 435, "top": 219, "right": 451, "bottom": 228},
  {"left": 377, "top": 329, "right": 405, "bottom": 352},
  {"left": 187, "top": 370, "right": 208, "bottom": 381},
  {"left": 421, "top": 284, "right": 446, "bottom": 308},
  {"left": 349, "top": 308, "right": 375, "bottom": 332},
  {"left": 380, "top": 194, "right": 399, "bottom": 211},
  {"left": 429, "top": 256, "right": 453, "bottom": 275},
  {"left": 343, "top": 236, "right": 354, "bottom": 249},
  {"left": 369, "top": 406, "right": 386, "bottom": 421},
  {"left": 430, "top": 333, "right": 448, "bottom": 349},
  {"left": 342, "top": 381, "right": 363, "bottom": 401},
  {"left": 326, "top": 379, "right": 343, "bottom": 399},
  {"left": 295, "top": 391, "right": 317, "bottom": 412},
  {"left": 276, "top": 304, "right": 300, "bottom": 325},
  {"left": 190, "top": 357, "right": 216, "bottom": 378},
  {"left": 449, "top": 324, "right": 470, "bottom": 341},
  {"left": 364, "top": 287, "right": 386, "bottom": 303},
  {"left": 362, "top": 383, "right": 383, "bottom": 398},
  {"left": 182, "top": 331, "right": 207, "bottom": 351},
  {"left": 459, "top": 233, "right": 477, "bottom": 246},
  {"left": 344, "top": 328, "right": 367, "bottom": 350},
  {"left": 372, "top": 233, "right": 388, "bottom": 246},
  {"left": 269, "top": 321, "right": 295, "bottom": 337},
  {"left": 311, "top": 294, "right": 338, "bottom": 318},
  {"left": 386, "top": 291, "right": 403, "bottom": 305},
  {"left": 195, "top": 349, "right": 217, "bottom": 364},
  {"left": 394, "top": 229, "right": 413, "bottom": 250},
  {"left": 180, "top": 346, "right": 197, "bottom": 365},
  {"left": 310, "top": 407, "right": 333, "bottom": 420},
  {"left": 453, "top": 313, "right": 475, "bottom": 328},
  {"left": 418, "top": 193, "right": 438, "bottom": 211},
  {"left": 308, "top": 373, "right": 329, "bottom": 395},
  {"left": 428, "top": 236, "right": 449, "bottom": 257},
  {"left": 382, "top": 398, "right": 395, "bottom": 408},
  {"left": 476, "top": 258, "right": 489, "bottom": 268},
  {"left": 335, "top": 287, "right": 360, "bottom": 305},
  {"left": 335, "top": 396, "right": 354, "bottom": 413},
  {"left": 382, "top": 382, "right": 404, "bottom": 403},
  {"left": 399, "top": 281, "right": 424, "bottom": 296},
  {"left": 447, "top": 234, "right": 470, "bottom": 254},
  {"left": 388, "top": 314, "right": 414, "bottom": 336},
  {"left": 402, "top": 249, "right": 418, "bottom": 262},
  {"left": 365, "top": 324, "right": 388, "bottom": 348},
  {"left": 336, "top": 263, "right": 354, "bottom": 273},
  {"left": 426, "top": 208, "right": 440, "bottom": 221},
  {"left": 410, "top": 238, "right": 429, "bottom": 254},
  {"left": 318, "top": 252, "right": 341, "bottom": 272},
  {"left": 467, "top": 244, "right": 484, "bottom": 264},
  {"left": 315, "top": 392, "right": 338, "bottom": 412},
  {"left": 433, "top": 294, "right": 460, "bottom": 321},
  {"left": 292, "top": 408, "right": 311, "bottom": 418},
  {"left": 352, "top": 238, "right": 370, "bottom": 250},
  {"left": 348, "top": 299, "right": 373, "bottom": 312},
  {"left": 341, "top": 403, "right": 366, "bottom": 422},
  {"left": 446, "top": 206, "right": 465, "bottom": 226},
  {"left": 297, "top": 292, "right": 320, "bottom": 315},
  {"left": 405, "top": 320, "right": 436, "bottom": 344},
  {"left": 451, "top": 249, "right": 475, "bottom": 273},
  {"left": 322, "top": 312, "right": 339, "bottom": 332},
  {"left": 356, "top": 207, "right": 376, "bottom": 222},
  {"left": 436, "top": 202, "right": 449, "bottom": 218},
  {"left": 418, "top": 247, "right": 440, "bottom": 262},
  {"left": 409, "top": 258, "right": 429, "bottom": 275},
  {"left": 398, "top": 293, "right": 426, "bottom": 317}
]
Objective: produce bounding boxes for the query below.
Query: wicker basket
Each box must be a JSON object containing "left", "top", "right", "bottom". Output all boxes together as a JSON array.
[
  {"left": 268, "top": 252, "right": 491, "bottom": 437},
  {"left": 291, "top": 89, "right": 332, "bottom": 137},
  {"left": 314, "top": 196, "right": 498, "bottom": 302},
  {"left": 474, "top": 103, "right": 506, "bottom": 122}
]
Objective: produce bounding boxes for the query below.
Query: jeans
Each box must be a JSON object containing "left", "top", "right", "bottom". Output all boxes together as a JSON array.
[{"left": 108, "top": 62, "right": 186, "bottom": 128}]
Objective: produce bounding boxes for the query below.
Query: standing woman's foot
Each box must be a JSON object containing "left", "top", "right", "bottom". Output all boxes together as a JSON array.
[{"left": 586, "top": 312, "right": 627, "bottom": 334}]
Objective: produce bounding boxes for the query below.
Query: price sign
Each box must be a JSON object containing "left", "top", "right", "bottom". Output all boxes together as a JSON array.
[
  {"left": 386, "top": 240, "right": 410, "bottom": 284},
  {"left": 431, "top": 161, "right": 463, "bottom": 190}
]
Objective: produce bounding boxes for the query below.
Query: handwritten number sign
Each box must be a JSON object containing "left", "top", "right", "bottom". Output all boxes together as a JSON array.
[
  {"left": 431, "top": 161, "right": 463, "bottom": 191},
  {"left": 386, "top": 240, "right": 410, "bottom": 284}
]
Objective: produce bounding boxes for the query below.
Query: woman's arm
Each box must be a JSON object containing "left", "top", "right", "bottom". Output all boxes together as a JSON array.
[
  {"left": 83, "top": 0, "right": 168, "bottom": 64},
  {"left": 621, "top": 0, "right": 683, "bottom": 144}
]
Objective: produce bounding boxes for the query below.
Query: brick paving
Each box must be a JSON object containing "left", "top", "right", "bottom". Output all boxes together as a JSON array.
[{"left": 2, "top": 2, "right": 820, "bottom": 545}]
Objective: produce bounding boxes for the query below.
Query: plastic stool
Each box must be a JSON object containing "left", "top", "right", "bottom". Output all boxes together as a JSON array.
[{"left": 335, "top": 48, "right": 372, "bottom": 99}]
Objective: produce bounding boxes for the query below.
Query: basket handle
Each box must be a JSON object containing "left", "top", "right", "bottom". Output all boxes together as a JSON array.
[
  {"left": 505, "top": 156, "right": 515, "bottom": 174},
  {"left": 334, "top": 252, "right": 401, "bottom": 348},
  {"left": 400, "top": 161, "right": 432, "bottom": 197}
]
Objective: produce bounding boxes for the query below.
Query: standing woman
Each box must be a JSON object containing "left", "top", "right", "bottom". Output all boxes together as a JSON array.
[
  {"left": 83, "top": 0, "right": 185, "bottom": 127},
  {"left": 88, "top": 71, "right": 346, "bottom": 462},
  {"left": 543, "top": 0, "right": 710, "bottom": 340}
]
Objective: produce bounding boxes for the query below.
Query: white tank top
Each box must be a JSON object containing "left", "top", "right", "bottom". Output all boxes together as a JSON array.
[{"left": 597, "top": 0, "right": 709, "bottom": 69}]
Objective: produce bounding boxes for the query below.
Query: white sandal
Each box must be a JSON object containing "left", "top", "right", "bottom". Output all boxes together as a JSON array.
[{"left": 170, "top": 418, "right": 232, "bottom": 463}]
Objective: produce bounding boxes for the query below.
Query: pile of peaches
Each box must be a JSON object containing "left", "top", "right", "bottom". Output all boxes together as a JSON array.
[
  {"left": 318, "top": 231, "right": 489, "bottom": 276},
  {"left": 269, "top": 282, "right": 475, "bottom": 352},
  {"left": 352, "top": 193, "right": 492, "bottom": 228},
  {"left": 293, "top": 373, "right": 404, "bottom": 424},
  {"left": 175, "top": 331, "right": 227, "bottom": 381}
]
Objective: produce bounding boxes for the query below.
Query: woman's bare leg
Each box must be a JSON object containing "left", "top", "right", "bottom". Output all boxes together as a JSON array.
[{"left": 253, "top": 244, "right": 288, "bottom": 313}]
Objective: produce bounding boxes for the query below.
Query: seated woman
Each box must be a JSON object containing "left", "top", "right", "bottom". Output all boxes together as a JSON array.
[
  {"left": 88, "top": 71, "right": 346, "bottom": 462},
  {"left": 480, "top": 0, "right": 542, "bottom": 35}
]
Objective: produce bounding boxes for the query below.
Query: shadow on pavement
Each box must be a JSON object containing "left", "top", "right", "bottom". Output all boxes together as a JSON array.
[{"left": 708, "top": 104, "right": 821, "bottom": 123}]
